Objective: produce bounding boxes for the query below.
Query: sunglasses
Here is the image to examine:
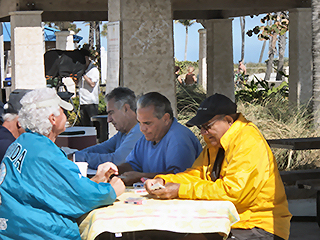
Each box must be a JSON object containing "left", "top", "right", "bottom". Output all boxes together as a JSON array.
[{"left": 197, "top": 116, "right": 225, "bottom": 131}]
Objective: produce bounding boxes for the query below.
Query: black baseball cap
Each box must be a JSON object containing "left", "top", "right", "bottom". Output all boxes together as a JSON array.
[
  {"left": 186, "top": 93, "right": 237, "bottom": 127},
  {"left": 3, "top": 89, "right": 31, "bottom": 114}
]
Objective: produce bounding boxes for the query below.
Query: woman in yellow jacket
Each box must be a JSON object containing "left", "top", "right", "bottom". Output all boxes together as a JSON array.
[{"left": 145, "top": 93, "right": 292, "bottom": 240}]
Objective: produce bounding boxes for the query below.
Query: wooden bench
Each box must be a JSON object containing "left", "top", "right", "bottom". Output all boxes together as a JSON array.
[{"left": 267, "top": 137, "right": 320, "bottom": 226}]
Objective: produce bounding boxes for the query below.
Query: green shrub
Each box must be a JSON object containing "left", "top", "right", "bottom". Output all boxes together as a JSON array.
[
  {"left": 98, "top": 93, "right": 107, "bottom": 115},
  {"left": 235, "top": 76, "right": 288, "bottom": 104}
]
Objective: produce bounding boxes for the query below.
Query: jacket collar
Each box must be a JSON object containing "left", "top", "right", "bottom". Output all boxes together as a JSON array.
[{"left": 220, "top": 113, "right": 249, "bottom": 151}]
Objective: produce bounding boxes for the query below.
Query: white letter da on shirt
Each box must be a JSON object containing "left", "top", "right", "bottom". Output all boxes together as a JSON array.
[{"left": 5, "top": 143, "right": 27, "bottom": 173}]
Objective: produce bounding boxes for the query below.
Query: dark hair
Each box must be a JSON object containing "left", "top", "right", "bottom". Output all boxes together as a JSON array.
[
  {"left": 137, "top": 92, "right": 173, "bottom": 119},
  {"left": 106, "top": 87, "right": 136, "bottom": 111},
  {"left": 174, "top": 66, "right": 180, "bottom": 72}
]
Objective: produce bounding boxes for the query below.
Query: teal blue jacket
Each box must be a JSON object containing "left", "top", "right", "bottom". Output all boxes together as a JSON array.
[{"left": 0, "top": 131, "right": 116, "bottom": 240}]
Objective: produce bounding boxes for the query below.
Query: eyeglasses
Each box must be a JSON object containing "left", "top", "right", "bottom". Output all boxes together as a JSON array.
[{"left": 197, "top": 116, "right": 225, "bottom": 131}]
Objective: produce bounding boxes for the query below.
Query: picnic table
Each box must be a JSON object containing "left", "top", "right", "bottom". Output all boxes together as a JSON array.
[
  {"left": 78, "top": 190, "right": 239, "bottom": 240},
  {"left": 267, "top": 137, "right": 320, "bottom": 150},
  {"left": 267, "top": 137, "right": 320, "bottom": 227}
]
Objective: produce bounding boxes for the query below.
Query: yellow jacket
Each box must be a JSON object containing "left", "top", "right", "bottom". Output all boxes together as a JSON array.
[{"left": 158, "top": 114, "right": 292, "bottom": 240}]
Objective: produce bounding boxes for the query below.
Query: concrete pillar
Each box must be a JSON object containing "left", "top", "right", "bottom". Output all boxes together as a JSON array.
[
  {"left": 205, "top": 19, "right": 234, "bottom": 101},
  {"left": 198, "top": 28, "right": 207, "bottom": 91},
  {"left": 54, "top": 30, "right": 76, "bottom": 95},
  {"left": 10, "top": 11, "right": 45, "bottom": 89},
  {"left": 101, "top": 46, "right": 107, "bottom": 85},
  {"left": 108, "top": 0, "right": 176, "bottom": 113},
  {"left": 55, "top": 31, "right": 75, "bottom": 51},
  {"left": 289, "top": 8, "right": 313, "bottom": 106}
]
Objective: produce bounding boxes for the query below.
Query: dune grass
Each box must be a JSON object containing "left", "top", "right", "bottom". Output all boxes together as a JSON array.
[
  {"left": 237, "top": 95, "right": 320, "bottom": 170},
  {"left": 176, "top": 85, "right": 320, "bottom": 171}
]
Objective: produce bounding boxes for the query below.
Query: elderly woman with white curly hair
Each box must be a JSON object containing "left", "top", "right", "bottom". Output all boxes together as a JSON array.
[{"left": 0, "top": 87, "right": 125, "bottom": 240}]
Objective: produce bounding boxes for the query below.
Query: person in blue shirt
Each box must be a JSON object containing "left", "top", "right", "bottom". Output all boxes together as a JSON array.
[
  {"left": 118, "top": 92, "right": 202, "bottom": 186},
  {"left": 0, "top": 87, "right": 125, "bottom": 240},
  {"left": 0, "top": 89, "right": 31, "bottom": 162},
  {"left": 74, "top": 87, "right": 143, "bottom": 169}
]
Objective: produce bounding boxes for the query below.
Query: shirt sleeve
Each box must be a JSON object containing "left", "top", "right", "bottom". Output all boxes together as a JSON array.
[
  {"left": 75, "top": 133, "right": 119, "bottom": 169},
  {"left": 33, "top": 148, "right": 117, "bottom": 219},
  {"left": 86, "top": 65, "right": 99, "bottom": 83},
  {"left": 75, "top": 128, "right": 143, "bottom": 169}
]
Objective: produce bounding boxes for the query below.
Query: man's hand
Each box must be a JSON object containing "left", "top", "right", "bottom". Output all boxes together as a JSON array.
[
  {"left": 109, "top": 177, "right": 125, "bottom": 197},
  {"left": 91, "top": 162, "right": 119, "bottom": 183},
  {"left": 145, "top": 179, "right": 180, "bottom": 199},
  {"left": 145, "top": 178, "right": 165, "bottom": 192},
  {"left": 121, "top": 171, "right": 144, "bottom": 186}
]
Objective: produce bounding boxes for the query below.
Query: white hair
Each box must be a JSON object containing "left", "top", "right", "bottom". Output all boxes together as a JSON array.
[
  {"left": 2, "top": 113, "right": 18, "bottom": 122},
  {"left": 19, "top": 88, "right": 61, "bottom": 136}
]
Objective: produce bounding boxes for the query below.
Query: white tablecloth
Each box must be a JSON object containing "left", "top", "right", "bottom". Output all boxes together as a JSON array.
[{"left": 79, "top": 192, "right": 239, "bottom": 240}]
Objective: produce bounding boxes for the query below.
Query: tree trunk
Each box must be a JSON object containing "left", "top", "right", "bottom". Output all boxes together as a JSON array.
[
  {"left": 94, "top": 21, "right": 101, "bottom": 70},
  {"left": 276, "top": 33, "right": 286, "bottom": 80},
  {"left": 264, "top": 33, "right": 277, "bottom": 81},
  {"left": 240, "top": 16, "right": 245, "bottom": 61},
  {"left": 259, "top": 41, "right": 266, "bottom": 63},
  {"left": 89, "top": 21, "right": 95, "bottom": 50},
  {"left": 311, "top": 0, "right": 320, "bottom": 128},
  {"left": 184, "top": 26, "right": 188, "bottom": 61},
  {"left": 259, "top": 20, "right": 271, "bottom": 64},
  {"left": 95, "top": 21, "right": 101, "bottom": 53}
]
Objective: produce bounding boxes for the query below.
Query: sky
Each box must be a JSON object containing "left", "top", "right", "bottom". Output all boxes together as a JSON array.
[{"left": 75, "top": 15, "right": 289, "bottom": 64}]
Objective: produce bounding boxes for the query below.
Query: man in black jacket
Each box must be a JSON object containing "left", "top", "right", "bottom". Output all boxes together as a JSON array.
[{"left": 0, "top": 89, "right": 30, "bottom": 161}]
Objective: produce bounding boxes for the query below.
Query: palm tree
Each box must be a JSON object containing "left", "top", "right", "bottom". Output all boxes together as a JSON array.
[
  {"left": 247, "top": 13, "right": 289, "bottom": 80},
  {"left": 264, "top": 33, "right": 277, "bottom": 81},
  {"left": 258, "top": 19, "right": 269, "bottom": 63},
  {"left": 240, "top": 16, "right": 246, "bottom": 61},
  {"left": 276, "top": 32, "right": 286, "bottom": 80},
  {"left": 87, "top": 21, "right": 102, "bottom": 53},
  {"left": 94, "top": 21, "right": 101, "bottom": 68},
  {"left": 175, "top": 20, "right": 196, "bottom": 61},
  {"left": 88, "top": 21, "right": 95, "bottom": 50},
  {"left": 259, "top": 41, "right": 267, "bottom": 63}
]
